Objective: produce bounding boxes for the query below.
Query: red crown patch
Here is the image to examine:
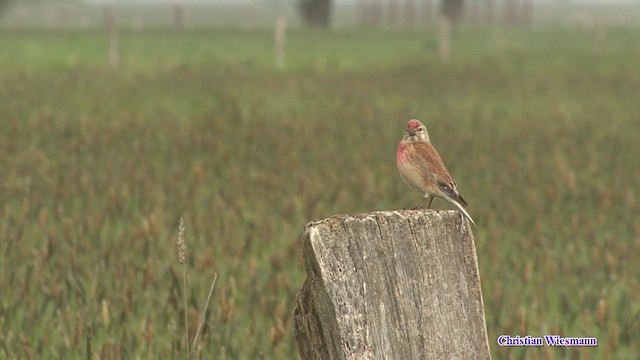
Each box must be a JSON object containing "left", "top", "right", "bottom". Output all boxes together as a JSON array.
[{"left": 407, "top": 120, "right": 422, "bottom": 129}]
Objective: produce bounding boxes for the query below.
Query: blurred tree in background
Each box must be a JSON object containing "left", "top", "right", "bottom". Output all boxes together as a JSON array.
[
  {"left": 441, "top": 0, "right": 464, "bottom": 23},
  {"left": 299, "top": 0, "right": 332, "bottom": 28}
]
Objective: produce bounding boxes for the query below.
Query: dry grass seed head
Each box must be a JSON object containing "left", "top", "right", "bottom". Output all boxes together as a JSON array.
[{"left": 177, "top": 217, "right": 186, "bottom": 264}]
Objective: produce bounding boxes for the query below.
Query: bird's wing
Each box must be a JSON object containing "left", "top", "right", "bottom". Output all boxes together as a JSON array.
[{"left": 410, "top": 142, "right": 468, "bottom": 207}]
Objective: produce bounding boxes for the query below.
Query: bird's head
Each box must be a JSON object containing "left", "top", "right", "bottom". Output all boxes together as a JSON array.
[{"left": 403, "top": 119, "right": 430, "bottom": 143}]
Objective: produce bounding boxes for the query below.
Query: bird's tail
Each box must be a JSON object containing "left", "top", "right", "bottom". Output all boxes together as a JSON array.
[{"left": 445, "top": 197, "right": 476, "bottom": 228}]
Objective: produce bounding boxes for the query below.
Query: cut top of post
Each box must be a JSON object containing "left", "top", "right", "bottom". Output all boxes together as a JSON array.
[{"left": 294, "top": 210, "right": 490, "bottom": 360}]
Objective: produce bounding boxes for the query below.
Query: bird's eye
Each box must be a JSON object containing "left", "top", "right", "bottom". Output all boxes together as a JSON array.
[{"left": 417, "top": 128, "right": 423, "bottom": 132}]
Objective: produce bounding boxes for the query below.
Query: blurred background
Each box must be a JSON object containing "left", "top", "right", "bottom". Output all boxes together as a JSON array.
[
  {"left": 0, "top": 0, "right": 639, "bottom": 359},
  {"left": 2, "top": 0, "right": 640, "bottom": 30}
]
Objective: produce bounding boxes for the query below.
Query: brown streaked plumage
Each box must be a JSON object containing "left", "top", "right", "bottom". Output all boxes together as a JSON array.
[{"left": 397, "top": 119, "right": 475, "bottom": 226}]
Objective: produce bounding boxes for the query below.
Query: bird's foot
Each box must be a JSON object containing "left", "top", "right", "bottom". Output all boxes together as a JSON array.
[{"left": 427, "top": 198, "right": 434, "bottom": 209}]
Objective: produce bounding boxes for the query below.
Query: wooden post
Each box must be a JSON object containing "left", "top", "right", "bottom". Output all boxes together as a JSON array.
[
  {"left": 132, "top": 16, "right": 144, "bottom": 33},
  {"left": 522, "top": 0, "right": 533, "bottom": 26},
  {"left": 44, "top": 5, "right": 55, "bottom": 30},
  {"left": 438, "top": 15, "right": 450, "bottom": 63},
  {"left": 467, "top": 0, "right": 478, "bottom": 26},
  {"left": 80, "top": 16, "right": 90, "bottom": 30},
  {"left": 504, "top": 0, "right": 516, "bottom": 26},
  {"left": 59, "top": 6, "right": 69, "bottom": 30},
  {"left": 421, "top": 0, "right": 433, "bottom": 28},
  {"left": 294, "top": 210, "right": 491, "bottom": 360},
  {"left": 371, "top": 0, "right": 382, "bottom": 27},
  {"left": 404, "top": 0, "right": 416, "bottom": 29},
  {"left": 105, "top": 3, "right": 119, "bottom": 68},
  {"left": 174, "top": 3, "right": 185, "bottom": 32},
  {"left": 358, "top": 0, "right": 370, "bottom": 27},
  {"left": 243, "top": 6, "right": 256, "bottom": 30},
  {"left": 388, "top": 0, "right": 399, "bottom": 28},
  {"left": 484, "top": 0, "right": 495, "bottom": 26},
  {"left": 274, "top": 15, "right": 286, "bottom": 70},
  {"left": 593, "top": 17, "right": 606, "bottom": 52}
]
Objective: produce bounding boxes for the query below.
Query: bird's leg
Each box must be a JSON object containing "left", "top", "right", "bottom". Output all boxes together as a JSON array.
[
  {"left": 410, "top": 197, "right": 425, "bottom": 210},
  {"left": 412, "top": 195, "right": 432, "bottom": 210}
]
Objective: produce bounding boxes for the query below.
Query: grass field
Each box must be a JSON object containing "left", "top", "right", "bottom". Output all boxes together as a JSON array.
[{"left": 0, "top": 27, "right": 639, "bottom": 359}]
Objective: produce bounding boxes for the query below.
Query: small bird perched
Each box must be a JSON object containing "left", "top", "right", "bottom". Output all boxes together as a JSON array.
[{"left": 396, "top": 119, "right": 475, "bottom": 226}]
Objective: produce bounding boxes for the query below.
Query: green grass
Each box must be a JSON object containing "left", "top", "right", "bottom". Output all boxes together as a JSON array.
[{"left": 0, "top": 27, "right": 639, "bottom": 359}]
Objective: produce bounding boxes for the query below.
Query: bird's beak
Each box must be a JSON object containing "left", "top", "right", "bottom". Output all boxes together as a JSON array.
[{"left": 407, "top": 129, "right": 416, "bottom": 137}]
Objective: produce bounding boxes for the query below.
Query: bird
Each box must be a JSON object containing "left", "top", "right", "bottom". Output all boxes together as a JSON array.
[{"left": 396, "top": 119, "right": 475, "bottom": 226}]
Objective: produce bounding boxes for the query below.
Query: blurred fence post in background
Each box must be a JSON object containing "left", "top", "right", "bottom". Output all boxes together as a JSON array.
[
  {"left": 438, "top": 15, "right": 450, "bottom": 62},
  {"left": 404, "top": 0, "right": 416, "bottom": 29},
  {"left": 80, "top": 15, "right": 90, "bottom": 30},
  {"left": 484, "top": 0, "right": 495, "bottom": 25},
  {"left": 372, "top": 0, "right": 383, "bottom": 27},
  {"left": 243, "top": 6, "right": 256, "bottom": 30},
  {"left": 358, "top": 0, "right": 369, "bottom": 27},
  {"left": 388, "top": 0, "right": 398, "bottom": 27},
  {"left": 422, "top": 0, "right": 434, "bottom": 28},
  {"left": 174, "top": 3, "right": 186, "bottom": 32},
  {"left": 274, "top": 15, "right": 287, "bottom": 70},
  {"left": 132, "top": 16, "right": 144, "bottom": 33},
  {"left": 593, "top": 17, "right": 606, "bottom": 51},
  {"left": 293, "top": 210, "right": 490, "bottom": 360},
  {"left": 523, "top": 0, "right": 533, "bottom": 26},
  {"left": 467, "top": 0, "right": 478, "bottom": 26},
  {"left": 105, "top": 3, "right": 119, "bottom": 68},
  {"left": 59, "top": 6, "right": 69, "bottom": 31},
  {"left": 504, "top": 0, "right": 516, "bottom": 26}
]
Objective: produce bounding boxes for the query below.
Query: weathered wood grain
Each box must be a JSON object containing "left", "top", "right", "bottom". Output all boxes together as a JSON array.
[{"left": 293, "top": 210, "right": 490, "bottom": 360}]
